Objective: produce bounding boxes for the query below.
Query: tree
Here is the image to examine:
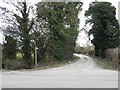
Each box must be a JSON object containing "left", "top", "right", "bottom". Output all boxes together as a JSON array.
[
  {"left": 85, "top": 2, "right": 120, "bottom": 58},
  {"left": 1, "top": 25, "right": 19, "bottom": 69},
  {"left": 36, "top": 2, "right": 83, "bottom": 62},
  {"left": 13, "top": 2, "right": 34, "bottom": 66},
  {"left": 2, "top": 36, "right": 17, "bottom": 60},
  {"left": 1, "top": 1, "right": 34, "bottom": 67},
  {"left": 1, "top": 1, "right": 83, "bottom": 68}
]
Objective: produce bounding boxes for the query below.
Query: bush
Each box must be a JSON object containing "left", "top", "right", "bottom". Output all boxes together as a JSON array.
[
  {"left": 2, "top": 52, "right": 35, "bottom": 70},
  {"left": 3, "top": 59, "right": 22, "bottom": 70},
  {"left": 88, "top": 50, "right": 95, "bottom": 56}
]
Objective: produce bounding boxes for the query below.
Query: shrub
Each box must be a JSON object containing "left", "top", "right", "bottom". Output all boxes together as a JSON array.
[
  {"left": 88, "top": 50, "right": 95, "bottom": 56},
  {"left": 3, "top": 59, "right": 22, "bottom": 70}
]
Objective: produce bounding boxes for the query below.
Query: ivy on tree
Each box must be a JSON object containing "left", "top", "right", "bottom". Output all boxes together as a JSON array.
[{"left": 85, "top": 2, "right": 120, "bottom": 58}]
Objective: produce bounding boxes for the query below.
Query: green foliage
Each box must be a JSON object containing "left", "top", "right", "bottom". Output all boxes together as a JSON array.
[
  {"left": 3, "top": 59, "right": 22, "bottom": 70},
  {"left": 36, "top": 2, "right": 83, "bottom": 62},
  {"left": 74, "top": 46, "right": 94, "bottom": 55},
  {"left": 13, "top": 2, "right": 34, "bottom": 66},
  {"left": 85, "top": 2, "right": 120, "bottom": 58},
  {"left": 16, "top": 53, "right": 23, "bottom": 60},
  {"left": 2, "top": 1, "right": 34, "bottom": 69},
  {"left": 2, "top": 36, "right": 17, "bottom": 59},
  {"left": 0, "top": 44, "right": 2, "bottom": 69},
  {"left": 16, "top": 53, "right": 35, "bottom": 61},
  {"left": 2, "top": 1, "right": 83, "bottom": 69}
]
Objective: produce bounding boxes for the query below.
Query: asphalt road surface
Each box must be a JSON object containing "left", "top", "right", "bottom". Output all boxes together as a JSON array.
[{"left": 1, "top": 54, "right": 118, "bottom": 88}]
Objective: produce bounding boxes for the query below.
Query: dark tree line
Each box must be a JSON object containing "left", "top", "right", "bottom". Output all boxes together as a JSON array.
[
  {"left": 1, "top": 1, "right": 83, "bottom": 69},
  {"left": 1, "top": 1, "right": 119, "bottom": 70}
]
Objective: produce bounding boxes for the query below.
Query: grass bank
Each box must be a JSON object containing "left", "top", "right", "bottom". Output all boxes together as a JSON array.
[
  {"left": 91, "top": 56, "right": 118, "bottom": 71},
  {"left": 2, "top": 55, "right": 80, "bottom": 71}
]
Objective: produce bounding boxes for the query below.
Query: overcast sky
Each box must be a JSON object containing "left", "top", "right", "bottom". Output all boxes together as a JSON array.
[
  {"left": 0, "top": 0, "right": 119, "bottom": 46},
  {"left": 76, "top": 0, "right": 119, "bottom": 46}
]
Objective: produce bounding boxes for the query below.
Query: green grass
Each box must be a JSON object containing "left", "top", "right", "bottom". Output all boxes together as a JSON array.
[
  {"left": 16, "top": 53, "right": 23, "bottom": 60},
  {"left": 91, "top": 56, "right": 117, "bottom": 70}
]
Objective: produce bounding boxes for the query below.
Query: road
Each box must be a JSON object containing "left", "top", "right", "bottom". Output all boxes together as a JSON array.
[{"left": 1, "top": 54, "right": 118, "bottom": 88}]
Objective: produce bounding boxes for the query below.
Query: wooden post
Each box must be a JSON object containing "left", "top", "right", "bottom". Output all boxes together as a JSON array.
[{"left": 35, "top": 47, "right": 38, "bottom": 68}]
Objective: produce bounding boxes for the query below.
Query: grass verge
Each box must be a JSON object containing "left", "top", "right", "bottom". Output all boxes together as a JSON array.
[
  {"left": 91, "top": 56, "right": 118, "bottom": 71},
  {"left": 2, "top": 55, "right": 80, "bottom": 71},
  {"left": 36, "top": 55, "right": 80, "bottom": 70}
]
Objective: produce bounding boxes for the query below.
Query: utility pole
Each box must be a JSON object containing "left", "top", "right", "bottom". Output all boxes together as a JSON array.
[{"left": 35, "top": 46, "right": 38, "bottom": 68}]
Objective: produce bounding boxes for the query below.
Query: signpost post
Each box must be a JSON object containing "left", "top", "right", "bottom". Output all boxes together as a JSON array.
[{"left": 35, "top": 47, "right": 38, "bottom": 68}]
